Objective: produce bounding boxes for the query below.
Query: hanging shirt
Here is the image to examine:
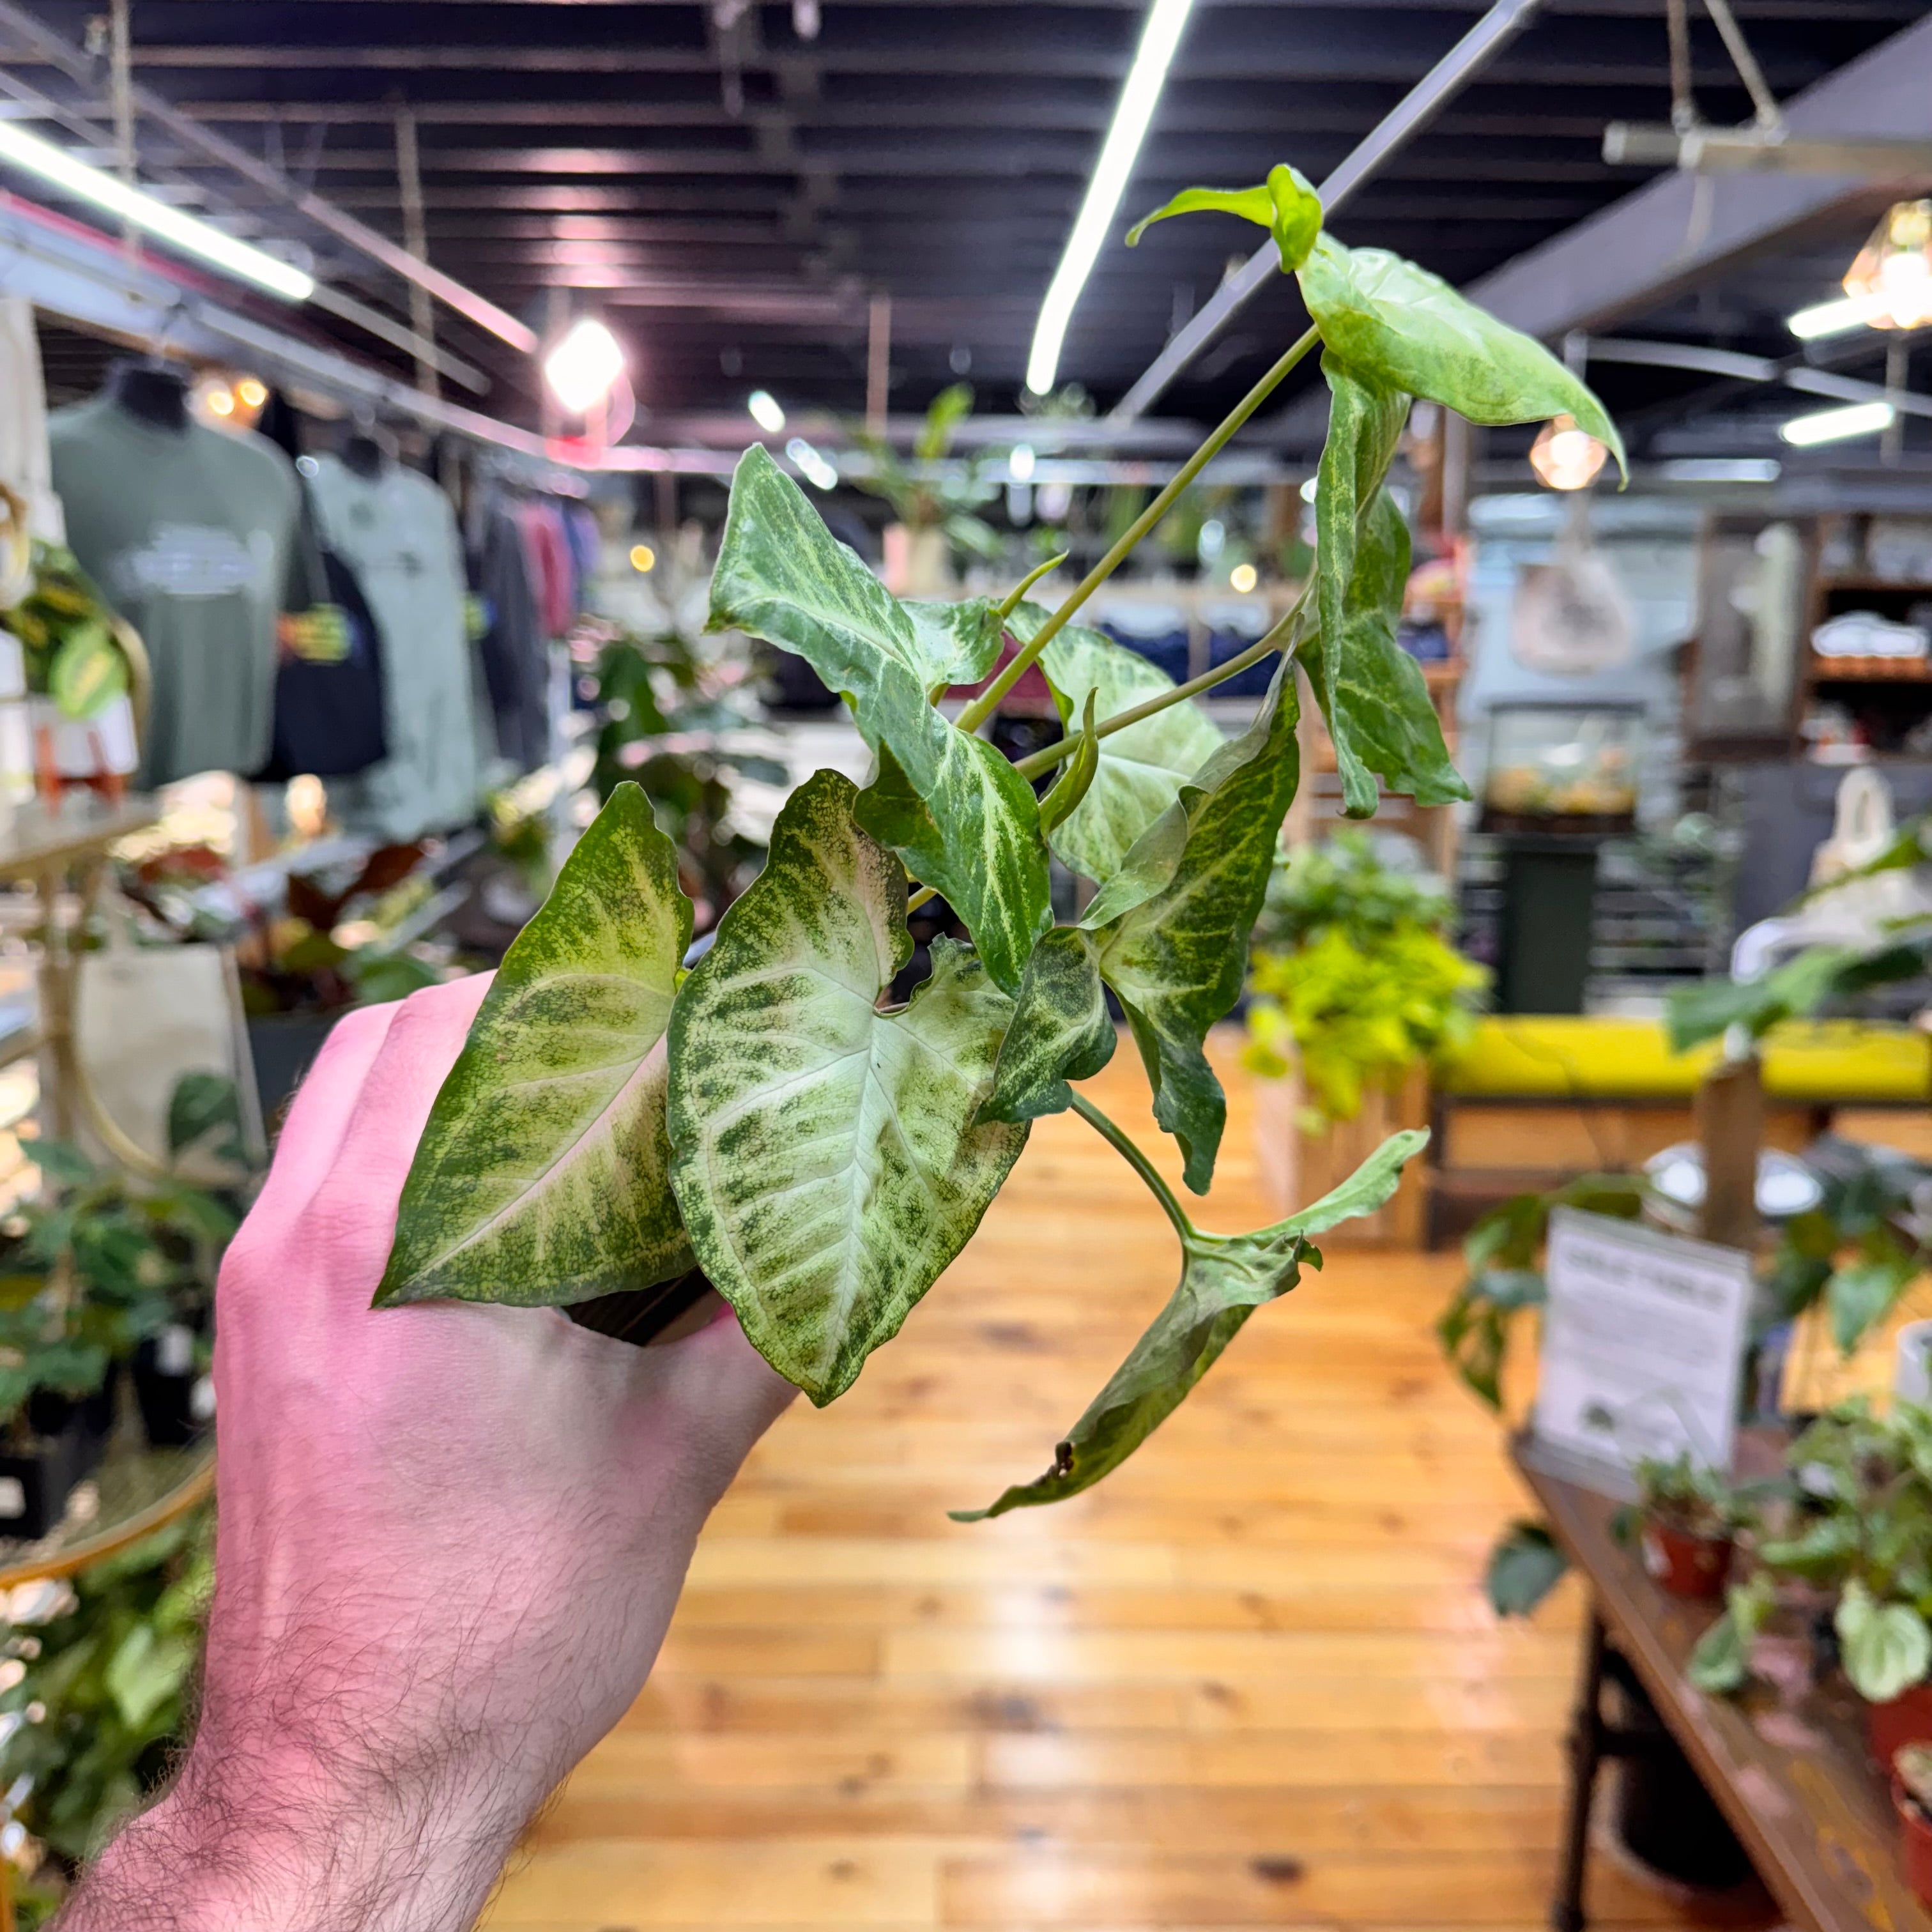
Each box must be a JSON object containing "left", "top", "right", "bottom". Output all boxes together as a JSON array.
[
  {"left": 470, "top": 497, "right": 548, "bottom": 771},
  {"left": 49, "top": 397, "right": 312, "bottom": 788},
  {"left": 305, "top": 454, "right": 478, "bottom": 841}
]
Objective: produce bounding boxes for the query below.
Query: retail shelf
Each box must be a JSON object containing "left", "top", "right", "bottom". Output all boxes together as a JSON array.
[{"left": 1809, "top": 654, "right": 1932, "bottom": 682}]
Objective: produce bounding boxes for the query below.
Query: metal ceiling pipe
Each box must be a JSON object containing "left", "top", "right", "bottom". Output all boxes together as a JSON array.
[
  {"left": 0, "top": 0, "right": 539, "bottom": 355},
  {"left": 1108, "top": 0, "right": 1545, "bottom": 424},
  {"left": 1584, "top": 334, "right": 1932, "bottom": 422}
]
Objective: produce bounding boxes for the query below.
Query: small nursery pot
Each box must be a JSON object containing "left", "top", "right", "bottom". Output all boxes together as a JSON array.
[
  {"left": 133, "top": 1326, "right": 211, "bottom": 1449},
  {"left": 1639, "top": 1514, "right": 1733, "bottom": 1600},
  {"left": 1871, "top": 1682, "right": 1932, "bottom": 1768},
  {"left": 1897, "top": 1785, "right": 1932, "bottom": 1908},
  {"left": 0, "top": 1387, "right": 110, "bottom": 1542}
]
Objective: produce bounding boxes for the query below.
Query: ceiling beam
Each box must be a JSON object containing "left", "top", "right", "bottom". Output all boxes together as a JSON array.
[{"left": 1468, "top": 10, "right": 1932, "bottom": 336}]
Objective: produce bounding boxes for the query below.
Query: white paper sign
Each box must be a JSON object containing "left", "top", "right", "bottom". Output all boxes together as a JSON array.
[{"left": 1531, "top": 1208, "right": 1753, "bottom": 1484}]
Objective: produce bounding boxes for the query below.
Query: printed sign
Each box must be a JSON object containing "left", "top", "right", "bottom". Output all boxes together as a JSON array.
[{"left": 1531, "top": 1207, "right": 1754, "bottom": 1488}]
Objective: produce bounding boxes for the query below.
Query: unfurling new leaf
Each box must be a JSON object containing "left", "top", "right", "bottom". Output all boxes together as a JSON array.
[
  {"left": 1009, "top": 601, "right": 1224, "bottom": 891},
  {"left": 954, "top": 1129, "right": 1428, "bottom": 1517},
  {"left": 377, "top": 782, "right": 694, "bottom": 1308},
  {"left": 1126, "top": 163, "right": 1323, "bottom": 273},
  {"left": 667, "top": 771, "right": 1027, "bottom": 1405}
]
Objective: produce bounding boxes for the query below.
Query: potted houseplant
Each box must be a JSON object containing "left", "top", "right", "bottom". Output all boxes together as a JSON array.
[
  {"left": 1632, "top": 1453, "right": 1742, "bottom": 1600},
  {"left": 367, "top": 163, "right": 1623, "bottom": 1518},
  {"left": 853, "top": 382, "right": 1003, "bottom": 596},
  {"left": 0, "top": 1505, "right": 210, "bottom": 1920},
  {"left": 1243, "top": 829, "right": 1485, "bottom": 1241},
  {"left": 1896, "top": 1743, "right": 1932, "bottom": 1908},
  {"left": 1688, "top": 1400, "right": 1932, "bottom": 1762}
]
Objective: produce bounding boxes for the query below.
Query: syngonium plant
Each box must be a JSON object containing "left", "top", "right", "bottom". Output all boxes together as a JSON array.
[{"left": 370, "top": 166, "right": 1624, "bottom": 1516}]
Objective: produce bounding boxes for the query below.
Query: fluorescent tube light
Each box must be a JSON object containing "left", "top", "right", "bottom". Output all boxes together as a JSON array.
[
  {"left": 1779, "top": 399, "right": 1895, "bottom": 447},
  {"left": 0, "top": 119, "right": 314, "bottom": 302},
  {"left": 1659, "top": 458, "right": 1781, "bottom": 482},
  {"left": 747, "top": 389, "right": 786, "bottom": 433},
  {"left": 1788, "top": 293, "right": 1888, "bottom": 341},
  {"left": 1009, "top": 443, "right": 1036, "bottom": 482},
  {"left": 1025, "top": 0, "right": 1195, "bottom": 395},
  {"left": 785, "top": 436, "right": 838, "bottom": 490}
]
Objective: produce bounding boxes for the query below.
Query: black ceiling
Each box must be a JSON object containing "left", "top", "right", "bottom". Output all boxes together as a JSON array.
[{"left": 3, "top": 0, "right": 1927, "bottom": 443}]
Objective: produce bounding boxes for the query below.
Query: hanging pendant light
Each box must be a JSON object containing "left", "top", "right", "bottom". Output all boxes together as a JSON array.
[
  {"left": 1529, "top": 415, "right": 1608, "bottom": 491},
  {"left": 1842, "top": 199, "right": 1932, "bottom": 332}
]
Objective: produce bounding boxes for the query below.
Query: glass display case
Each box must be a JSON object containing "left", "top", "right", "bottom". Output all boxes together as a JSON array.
[{"left": 1481, "top": 702, "right": 1641, "bottom": 836}]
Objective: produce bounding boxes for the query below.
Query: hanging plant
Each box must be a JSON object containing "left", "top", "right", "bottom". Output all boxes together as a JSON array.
[{"left": 372, "top": 165, "right": 1622, "bottom": 1512}]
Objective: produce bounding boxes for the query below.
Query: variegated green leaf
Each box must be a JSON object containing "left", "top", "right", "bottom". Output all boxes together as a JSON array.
[
  {"left": 1307, "top": 466, "right": 1469, "bottom": 818},
  {"left": 1298, "top": 236, "right": 1626, "bottom": 476},
  {"left": 707, "top": 446, "right": 1050, "bottom": 990},
  {"left": 667, "top": 770, "right": 1028, "bottom": 1404},
  {"left": 376, "top": 782, "right": 694, "bottom": 1308},
  {"left": 49, "top": 619, "right": 127, "bottom": 721},
  {"left": 1126, "top": 163, "right": 1323, "bottom": 273},
  {"left": 1312, "top": 359, "right": 1414, "bottom": 818},
  {"left": 979, "top": 927, "right": 1115, "bottom": 1125},
  {"left": 1091, "top": 663, "right": 1300, "bottom": 1194},
  {"left": 955, "top": 1129, "right": 1427, "bottom": 1517},
  {"left": 1009, "top": 599, "right": 1225, "bottom": 889},
  {"left": 905, "top": 597, "right": 1004, "bottom": 690},
  {"left": 1078, "top": 801, "right": 1188, "bottom": 931}
]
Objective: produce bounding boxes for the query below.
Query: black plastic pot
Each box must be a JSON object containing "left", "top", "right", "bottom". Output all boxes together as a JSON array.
[
  {"left": 0, "top": 1381, "right": 114, "bottom": 1541},
  {"left": 134, "top": 1326, "right": 209, "bottom": 1448},
  {"left": 247, "top": 1011, "right": 344, "bottom": 1129},
  {"left": 1609, "top": 1664, "right": 1754, "bottom": 1888}
]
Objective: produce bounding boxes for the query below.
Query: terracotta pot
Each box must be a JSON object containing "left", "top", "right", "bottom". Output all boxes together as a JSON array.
[
  {"left": 1897, "top": 1786, "right": 1932, "bottom": 1908},
  {"left": 1639, "top": 1515, "right": 1733, "bottom": 1600},
  {"left": 1871, "top": 1681, "right": 1932, "bottom": 1768}
]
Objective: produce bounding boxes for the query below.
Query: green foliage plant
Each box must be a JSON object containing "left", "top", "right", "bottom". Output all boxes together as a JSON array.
[
  {"left": 1689, "top": 1400, "right": 1932, "bottom": 1703},
  {"left": 0, "top": 1506, "right": 210, "bottom": 1904},
  {"left": 1242, "top": 831, "right": 1485, "bottom": 1129},
  {"left": 0, "top": 542, "right": 130, "bottom": 721},
  {"left": 852, "top": 381, "right": 1003, "bottom": 564},
  {"left": 374, "top": 165, "right": 1621, "bottom": 1514},
  {"left": 1632, "top": 1452, "right": 1743, "bottom": 1540}
]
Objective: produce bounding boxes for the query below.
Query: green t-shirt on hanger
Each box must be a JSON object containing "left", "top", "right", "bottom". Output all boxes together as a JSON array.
[{"left": 49, "top": 397, "right": 315, "bottom": 790}]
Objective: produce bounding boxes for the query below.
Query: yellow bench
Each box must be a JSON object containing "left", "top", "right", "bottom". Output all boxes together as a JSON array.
[{"left": 1424, "top": 1015, "right": 1931, "bottom": 1242}]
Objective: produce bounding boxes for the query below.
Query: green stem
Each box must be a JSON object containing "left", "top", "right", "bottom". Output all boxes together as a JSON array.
[
  {"left": 1013, "top": 585, "right": 1312, "bottom": 782},
  {"left": 995, "top": 551, "right": 1068, "bottom": 623},
  {"left": 956, "top": 324, "right": 1321, "bottom": 732},
  {"left": 1070, "top": 1092, "right": 1193, "bottom": 1243},
  {"left": 907, "top": 883, "right": 937, "bottom": 913}
]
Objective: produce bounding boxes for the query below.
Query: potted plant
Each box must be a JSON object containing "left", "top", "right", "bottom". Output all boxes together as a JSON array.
[
  {"left": 0, "top": 1505, "right": 210, "bottom": 1920},
  {"left": 1896, "top": 1743, "right": 1932, "bottom": 1908},
  {"left": 12, "top": 1135, "right": 236, "bottom": 1459},
  {"left": 1687, "top": 1400, "right": 1932, "bottom": 1761},
  {"left": 366, "top": 163, "right": 1622, "bottom": 1519},
  {"left": 853, "top": 382, "right": 1003, "bottom": 595},
  {"left": 1632, "top": 1453, "right": 1742, "bottom": 1600},
  {"left": 1243, "top": 830, "right": 1485, "bottom": 1240}
]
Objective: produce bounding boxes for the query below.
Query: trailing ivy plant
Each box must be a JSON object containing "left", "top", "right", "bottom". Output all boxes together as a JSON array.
[{"left": 373, "top": 166, "right": 1621, "bottom": 1512}]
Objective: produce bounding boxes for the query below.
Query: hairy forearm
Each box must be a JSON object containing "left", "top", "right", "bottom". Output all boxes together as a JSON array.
[{"left": 57, "top": 1730, "right": 531, "bottom": 1932}]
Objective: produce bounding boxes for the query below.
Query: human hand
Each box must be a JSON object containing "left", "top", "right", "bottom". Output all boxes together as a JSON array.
[{"left": 62, "top": 975, "right": 796, "bottom": 1932}]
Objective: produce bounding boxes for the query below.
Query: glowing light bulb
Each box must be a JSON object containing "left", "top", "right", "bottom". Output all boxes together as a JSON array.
[
  {"left": 544, "top": 318, "right": 626, "bottom": 416},
  {"left": 1529, "top": 415, "right": 1607, "bottom": 491}
]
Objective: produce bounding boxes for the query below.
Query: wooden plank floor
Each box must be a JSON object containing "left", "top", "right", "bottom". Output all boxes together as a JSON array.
[{"left": 484, "top": 1036, "right": 1710, "bottom": 1932}]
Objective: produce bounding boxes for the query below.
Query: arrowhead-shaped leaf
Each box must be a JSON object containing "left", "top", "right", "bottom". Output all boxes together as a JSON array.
[
  {"left": 1009, "top": 599, "right": 1225, "bottom": 889},
  {"left": 1298, "top": 236, "right": 1626, "bottom": 477},
  {"left": 1307, "top": 381, "right": 1469, "bottom": 821},
  {"left": 954, "top": 1128, "right": 1427, "bottom": 1517},
  {"left": 1091, "top": 663, "right": 1300, "bottom": 1194},
  {"left": 376, "top": 782, "right": 694, "bottom": 1308},
  {"left": 708, "top": 446, "right": 1050, "bottom": 990},
  {"left": 979, "top": 927, "right": 1116, "bottom": 1125},
  {"left": 905, "top": 596, "right": 1004, "bottom": 690},
  {"left": 667, "top": 770, "right": 1028, "bottom": 1404},
  {"left": 1126, "top": 163, "right": 1323, "bottom": 273}
]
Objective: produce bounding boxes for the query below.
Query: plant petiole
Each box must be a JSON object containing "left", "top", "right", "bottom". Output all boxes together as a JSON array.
[
  {"left": 1012, "top": 585, "right": 1312, "bottom": 782},
  {"left": 956, "top": 325, "right": 1321, "bottom": 732},
  {"left": 1070, "top": 1091, "right": 1194, "bottom": 1243}
]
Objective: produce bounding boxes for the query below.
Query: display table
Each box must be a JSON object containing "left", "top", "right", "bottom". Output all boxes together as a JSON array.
[
  {"left": 1517, "top": 1434, "right": 1929, "bottom": 1932},
  {"left": 0, "top": 1440, "right": 211, "bottom": 1591}
]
